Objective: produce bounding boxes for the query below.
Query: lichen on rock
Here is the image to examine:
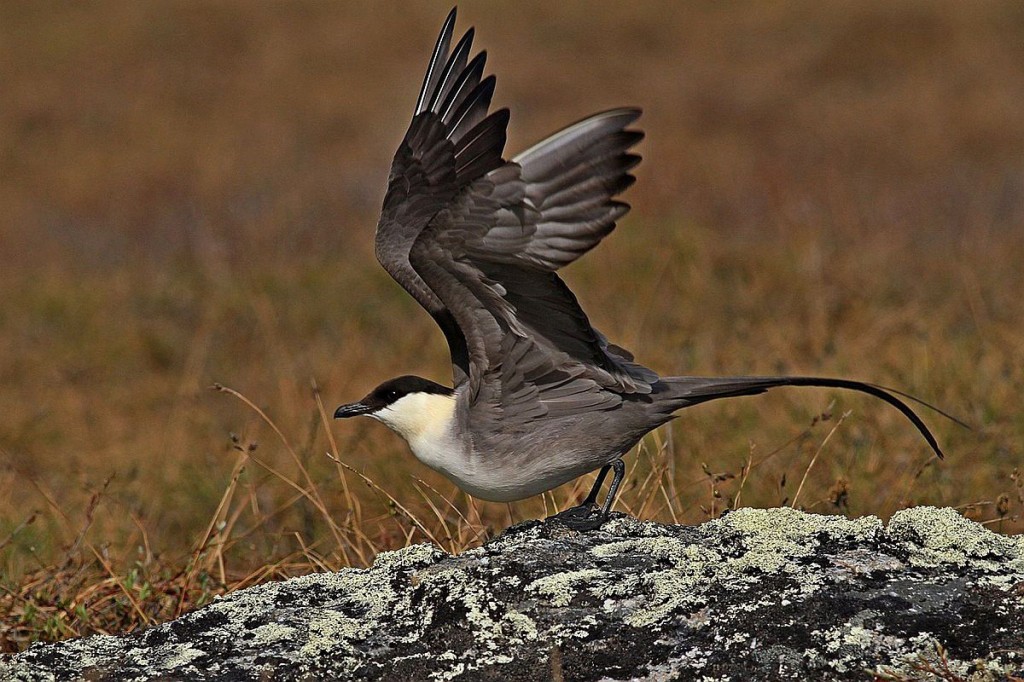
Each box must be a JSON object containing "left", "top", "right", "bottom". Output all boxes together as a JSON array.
[{"left": 2, "top": 506, "right": 1023, "bottom": 681}]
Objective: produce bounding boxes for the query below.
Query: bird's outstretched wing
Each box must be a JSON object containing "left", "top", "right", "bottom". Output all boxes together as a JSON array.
[
  {"left": 375, "top": 8, "right": 505, "bottom": 386},
  {"left": 376, "top": 9, "right": 651, "bottom": 420}
]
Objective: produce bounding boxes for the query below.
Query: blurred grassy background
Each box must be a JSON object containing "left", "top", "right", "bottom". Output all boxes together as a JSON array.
[{"left": 2, "top": 0, "right": 1023, "bottom": 607}]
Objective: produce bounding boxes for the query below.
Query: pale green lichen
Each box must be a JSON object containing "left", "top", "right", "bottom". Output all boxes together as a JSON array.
[
  {"left": 627, "top": 572, "right": 698, "bottom": 628},
  {"left": 543, "top": 613, "right": 599, "bottom": 642},
  {"left": 374, "top": 542, "right": 447, "bottom": 571},
  {"left": 843, "top": 625, "right": 881, "bottom": 648},
  {"left": 249, "top": 622, "right": 298, "bottom": 647},
  {"left": 888, "top": 506, "right": 1024, "bottom": 571},
  {"left": 502, "top": 610, "right": 541, "bottom": 642},
  {"left": 622, "top": 546, "right": 722, "bottom": 628},
  {"left": 203, "top": 541, "right": 449, "bottom": 675},
  {"left": 412, "top": 559, "right": 541, "bottom": 675},
  {"left": 124, "top": 643, "right": 207, "bottom": 673},
  {"left": 875, "top": 634, "right": 1005, "bottom": 680},
  {"left": 590, "top": 510, "right": 888, "bottom": 629},
  {"left": 299, "top": 610, "right": 365, "bottom": 660},
  {"left": 527, "top": 568, "right": 606, "bottom": 607},
  {"left": 49, "top": 635, "right": 122, "bottom": 673},
  {"left": 601, "top": 514, "right": 662, "bottom": 537},
  {"left": 303, "top": 541, "right": 544, "bottom": 677},
  {"left": 594, "top": 536, "right": 713, "bottom": 567},
  {"left": 705, "top": 507, "right": 882, "bottom": 575},
  {"left": 814, "top": 621, "right": 908, "bottom": 675},
  {"left": 591, "top": 572, "right": 642, "bottom": 600}
]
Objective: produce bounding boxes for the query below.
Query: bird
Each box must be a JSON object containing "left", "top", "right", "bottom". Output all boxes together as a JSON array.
[{"left": 334, "top": 7, "right": 951, "bottom": 529}]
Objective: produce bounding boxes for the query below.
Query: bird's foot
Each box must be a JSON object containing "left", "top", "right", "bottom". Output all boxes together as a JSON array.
[{"left": 547, "top": 503, "right": 608, "bottom": 532}]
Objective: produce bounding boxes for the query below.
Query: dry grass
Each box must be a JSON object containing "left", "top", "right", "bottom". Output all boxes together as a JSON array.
[{"left": 2, "top": 1, "right": 1023, "bottom": 650}]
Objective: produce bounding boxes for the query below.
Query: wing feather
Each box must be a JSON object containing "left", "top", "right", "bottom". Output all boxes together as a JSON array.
[
  {"left": 462, "top": 109, "right": 643, "bottom": 272},
  {"left": 377, "top": 9, "right": 653, "bottom": 418},
  {"left": 439, "top": 51, "right": 486, "bottom": 123},
  {"left": 448, "top": 76, "right": 496, "bottom": 140},
  {"left": 376, "top": 10, "right": 509, "bottom": 384},
  {"left": 454, "top": 109, "right": 510, "bottom": 183},
  {"left": 415, "top": 8, "right": 457, "bottom": 116},
  {"left": 427, "top": 28, "right": 475, "bottom": 113}
]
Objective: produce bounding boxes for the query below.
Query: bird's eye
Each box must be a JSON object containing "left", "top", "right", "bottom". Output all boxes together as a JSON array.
[{"left": 385, "top": 390, "right": 398, "bottom": 401}]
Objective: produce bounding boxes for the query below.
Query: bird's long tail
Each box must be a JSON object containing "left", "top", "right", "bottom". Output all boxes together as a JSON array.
[{"left": 658, "top": 375, "right": 966, "bottom": 460}]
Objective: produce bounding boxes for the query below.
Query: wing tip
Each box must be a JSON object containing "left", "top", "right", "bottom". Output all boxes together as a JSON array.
[{"left": 415, "top": 7, "right": 460, "bottom": 115}]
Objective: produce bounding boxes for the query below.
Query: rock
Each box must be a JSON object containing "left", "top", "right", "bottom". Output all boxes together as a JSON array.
[{"left": 3, "top": 506, "right": 1024, "bottom": 681}]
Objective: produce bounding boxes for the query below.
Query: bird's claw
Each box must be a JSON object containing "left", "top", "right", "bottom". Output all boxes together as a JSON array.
[{"left": 547, "top": 503, "right": 607, "bottom": 531}]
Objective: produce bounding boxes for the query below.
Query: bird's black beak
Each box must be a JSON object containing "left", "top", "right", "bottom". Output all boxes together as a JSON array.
[{"left": 334, "top": 402, "right": 372, "bottom": 419}]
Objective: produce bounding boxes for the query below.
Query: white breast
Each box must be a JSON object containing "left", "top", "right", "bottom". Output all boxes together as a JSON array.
[
  {"left": 370, "top": 392, "right": 463, "bottom": 475},
  {"left": 368, "top": 391, "right": 600, "bottom": 502}
]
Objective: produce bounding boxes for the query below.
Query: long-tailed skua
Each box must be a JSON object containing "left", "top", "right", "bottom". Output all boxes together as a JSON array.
[{"left": 334, "top": 8, "right": 951, "bottom": 529}]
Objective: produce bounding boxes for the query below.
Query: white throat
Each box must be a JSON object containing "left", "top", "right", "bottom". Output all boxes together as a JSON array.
[{"left": 370, "top": 392, "right": 459, "bottom": 472}]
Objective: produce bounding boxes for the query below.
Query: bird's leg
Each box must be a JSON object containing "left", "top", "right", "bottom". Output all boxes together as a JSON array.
[
  {"left": 581, "top": 463, "right": 613, "bottom": 506},
  {"left": 598, "top": 458, "right": 626, "bottom": 518},
  {"left": 548, "top": 458, "right": 625, "bottom": 531}
]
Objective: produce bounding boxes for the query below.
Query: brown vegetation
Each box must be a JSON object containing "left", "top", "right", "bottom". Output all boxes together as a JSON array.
[{"left": 1, "top": 1, "right": 1022, "bottom": 649}]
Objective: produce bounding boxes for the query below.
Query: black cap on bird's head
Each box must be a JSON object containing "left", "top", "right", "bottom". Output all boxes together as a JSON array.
[{"left": 334, "top": 375, "right": 454, "bottom": 419}]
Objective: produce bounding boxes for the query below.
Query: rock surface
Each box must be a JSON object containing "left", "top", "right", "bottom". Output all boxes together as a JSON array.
[{"left": 3, "top": 507, "right": 1024, "bottom": 681}]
